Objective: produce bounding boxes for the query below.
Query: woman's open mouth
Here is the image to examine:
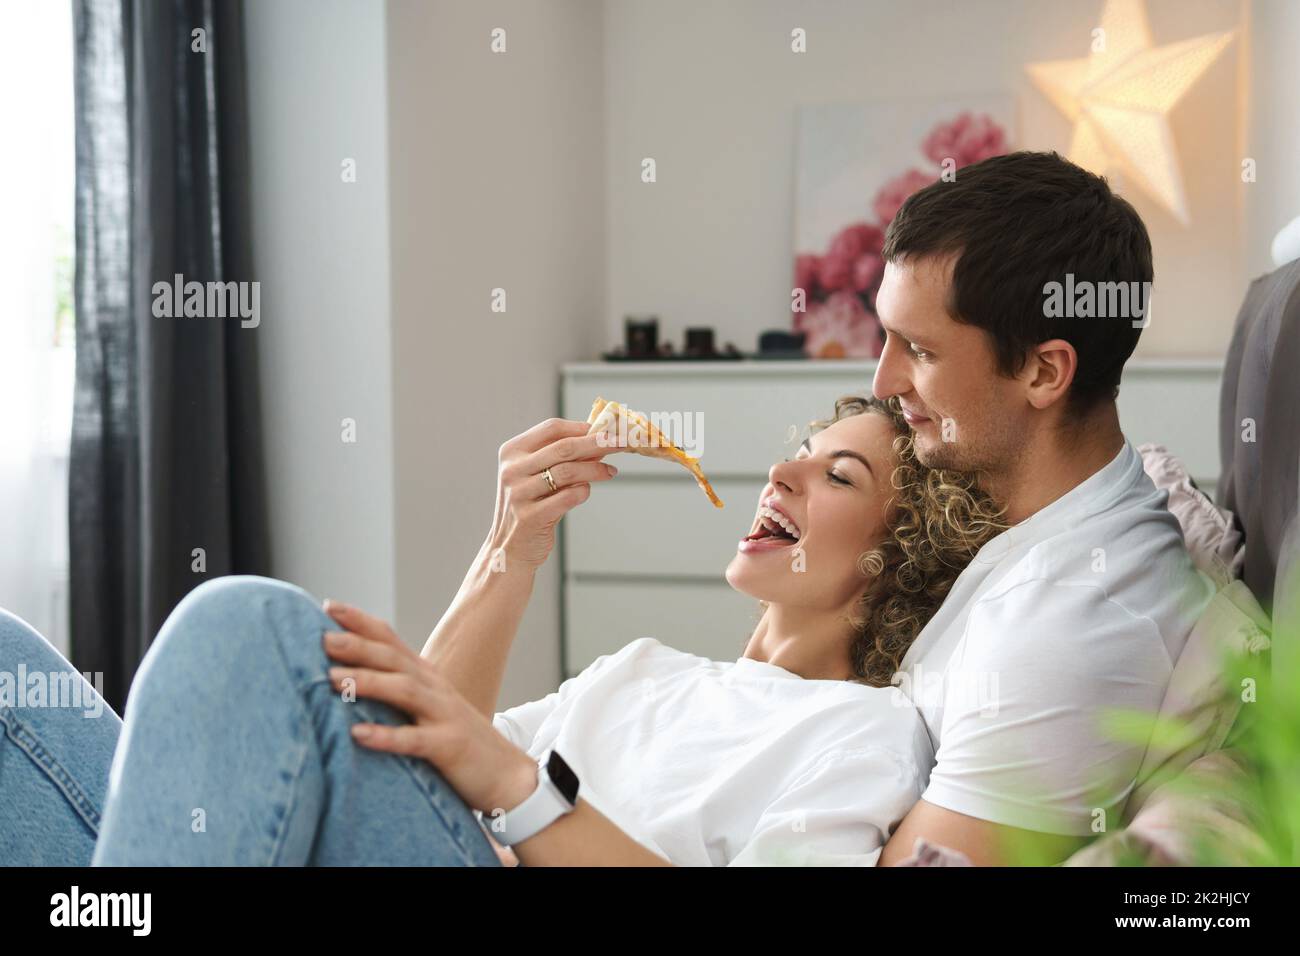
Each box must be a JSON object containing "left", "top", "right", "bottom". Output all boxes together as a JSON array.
[{"left": 738, "top": 506, "right": 802, "bottom": 553}]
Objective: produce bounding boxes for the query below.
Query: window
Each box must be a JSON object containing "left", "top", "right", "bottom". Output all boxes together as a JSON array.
[{"left": 0, "top": 0, "right": 76, "bottom": 655}]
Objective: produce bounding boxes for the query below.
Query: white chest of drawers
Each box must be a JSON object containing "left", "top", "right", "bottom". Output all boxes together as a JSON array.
[{"left": 558, "top": 359, "right": 1223, "bottom": 678}]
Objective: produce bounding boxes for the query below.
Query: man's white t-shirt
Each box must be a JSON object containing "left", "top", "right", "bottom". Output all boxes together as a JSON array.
[
  {"left": 895, "top": 439, "right": 1216, "bottom": 835},
  {"left": 493, "top": 637, "right": 933, "bottom": 866}
]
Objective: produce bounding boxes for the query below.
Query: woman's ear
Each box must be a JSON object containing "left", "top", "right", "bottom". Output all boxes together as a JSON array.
[{"left": 1023, "top": 338, "right": 1077, "bottom": 410}]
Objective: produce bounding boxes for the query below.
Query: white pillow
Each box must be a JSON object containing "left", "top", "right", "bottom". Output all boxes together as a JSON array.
[
  {"left": 1122, "top": 579, "right": 1270, "bottom": 825},
  {"left": 1137, "top": 443, "right": 1244, "bottom": 588}
]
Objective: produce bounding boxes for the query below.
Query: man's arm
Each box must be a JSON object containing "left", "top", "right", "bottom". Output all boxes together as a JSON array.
[{"left": 877, "top": 799, "right": 1089, "bottom": 866}]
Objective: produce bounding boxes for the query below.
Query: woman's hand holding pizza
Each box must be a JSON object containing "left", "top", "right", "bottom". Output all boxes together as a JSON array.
[{"left": 488, "top": 418, "right": 624, "bottom": 571}]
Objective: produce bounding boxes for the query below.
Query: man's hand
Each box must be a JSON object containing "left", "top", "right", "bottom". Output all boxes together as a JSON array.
[{"left": 878, "top": 799, "right": 1090, "bottom": 866}]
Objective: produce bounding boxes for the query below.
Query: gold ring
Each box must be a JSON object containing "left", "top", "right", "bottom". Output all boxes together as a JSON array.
[{"left": 541, "top": 468, "right": 557, "bottom": 494}]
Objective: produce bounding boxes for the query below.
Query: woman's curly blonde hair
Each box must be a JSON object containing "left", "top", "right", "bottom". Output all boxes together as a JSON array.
[{"left": 809, "top": 395, "right": 1007, "bottom": 687}]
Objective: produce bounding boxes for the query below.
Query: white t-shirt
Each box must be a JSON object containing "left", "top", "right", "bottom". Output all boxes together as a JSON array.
[
  {"left": 493, "top": 637, "right": 933, "bottom": 866},
  {"left": 895, "top": 439, "right": 1216, "bottom": 836}
]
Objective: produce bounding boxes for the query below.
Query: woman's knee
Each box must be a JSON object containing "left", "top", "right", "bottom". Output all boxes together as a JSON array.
[
  {"left": 176, "top": 575, "right": 319, "bottom": 620},
  {"left": 144, "top": 575, "right": 332, "bottom": 693},
  {"left": 0, "top": 608, "right": 70, "bottom": 674},
  {"left": 0, "top": 610, "right": 114, "bottom": 725}
]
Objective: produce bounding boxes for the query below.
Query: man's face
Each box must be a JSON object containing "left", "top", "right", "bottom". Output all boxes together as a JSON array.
[{"left": 872, "top": 256, "right": 1026, "bottom": 473}]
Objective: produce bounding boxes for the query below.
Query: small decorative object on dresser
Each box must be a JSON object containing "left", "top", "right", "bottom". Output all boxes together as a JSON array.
[
  {"left": 623, "top": 315, "right": 658, "bottom": 357},
  {"left": 603, "top": 322, "right": 743, "bottom": 361},
  {"left": 756, "top": 329, "right": 807, "bottom": 360},
  {"left": 683, "top": 327, "right": 715, "bottom": 358}
]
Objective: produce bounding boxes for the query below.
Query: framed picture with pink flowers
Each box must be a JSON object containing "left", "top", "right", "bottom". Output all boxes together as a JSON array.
[{"left": 793, "top": 95, "right": 1016, "bottom": 358}]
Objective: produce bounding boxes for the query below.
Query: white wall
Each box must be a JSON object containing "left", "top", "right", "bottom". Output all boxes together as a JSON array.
[
  {"left": 245, "top": 0, "right": 396, "bottom": 618},
  {"left": 1243, "top": 0, "right": 1300, "bottom": 277},
  {"left": 386, "top": 0, "right": 606, "bottom": 707},
  {"left": 603, "top": 0, "right": 1245, "bottom": 358}
]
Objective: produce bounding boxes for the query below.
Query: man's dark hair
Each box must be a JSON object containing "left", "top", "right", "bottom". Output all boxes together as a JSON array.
[{"left": 881, "top": 150, "right": 1153, "bottom": 420}]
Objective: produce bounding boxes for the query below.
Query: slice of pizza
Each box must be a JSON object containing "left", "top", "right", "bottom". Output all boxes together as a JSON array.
[{"left": 586, "top": 397, "right": 724, "bottom": 508}]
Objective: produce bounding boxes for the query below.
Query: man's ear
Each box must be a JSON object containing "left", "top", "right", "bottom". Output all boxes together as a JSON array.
[{"left": 1021, "top": 338, "right": 1077, "bottom": 410}]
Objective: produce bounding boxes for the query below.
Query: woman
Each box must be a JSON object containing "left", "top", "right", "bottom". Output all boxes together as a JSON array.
[{"left": 0, "top": 396, "right": 1003, "bottom": 866}]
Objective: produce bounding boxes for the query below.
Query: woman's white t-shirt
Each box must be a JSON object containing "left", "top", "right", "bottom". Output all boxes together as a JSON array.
[{"left": 492, "top": 637, "right": 933, "bottom": 866}]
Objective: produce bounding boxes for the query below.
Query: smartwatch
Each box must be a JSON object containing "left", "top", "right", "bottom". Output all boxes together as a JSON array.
[{"left": 480, "top": 748, "right": 580, "bottom": 847}]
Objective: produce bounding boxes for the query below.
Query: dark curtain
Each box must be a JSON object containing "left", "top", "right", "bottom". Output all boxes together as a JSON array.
[{"left": 71, "top": 0, "right": 269, "bottom": 715}]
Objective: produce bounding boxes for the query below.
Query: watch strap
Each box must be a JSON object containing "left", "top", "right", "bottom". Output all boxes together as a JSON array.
[{"left": 484, "top": 751, "right": 576, "bottom": 847}]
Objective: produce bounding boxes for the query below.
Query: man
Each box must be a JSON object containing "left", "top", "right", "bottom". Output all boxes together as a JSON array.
[{"left": 872, "top": 150, "right": 1215, "bottom": 866}]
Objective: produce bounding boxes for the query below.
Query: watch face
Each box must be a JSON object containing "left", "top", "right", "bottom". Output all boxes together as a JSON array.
[{"left": 545, "top": 750, "right": 580, "bottom": 805}]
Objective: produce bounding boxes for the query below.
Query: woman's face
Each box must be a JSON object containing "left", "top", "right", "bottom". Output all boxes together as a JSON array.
[{"left": 725, "top": 411, "right": 899, "bottom": 611}]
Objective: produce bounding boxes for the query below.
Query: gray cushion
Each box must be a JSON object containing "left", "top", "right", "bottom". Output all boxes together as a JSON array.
[
  {"left": 1217, "top": 271, "right": 1278, "bottom": 509},
  {"left": 1254, "top": 278, "right": 1300, "bottom": 612},
  {"left": 1216, "top": 259, "right": 1300, "bottom": 613}
]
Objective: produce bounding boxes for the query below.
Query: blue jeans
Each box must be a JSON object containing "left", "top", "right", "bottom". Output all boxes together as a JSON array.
[
  {"left": 0, "top": 609, "right": 122, "bottom": 865},
  {"left": 1, "top": 576, "right": 501, "bottom": 866}
]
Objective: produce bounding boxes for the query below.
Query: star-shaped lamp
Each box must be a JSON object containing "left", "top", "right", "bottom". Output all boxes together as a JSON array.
[{"left": 1026, "top": 0, "right": 1234, "bottom": 225}]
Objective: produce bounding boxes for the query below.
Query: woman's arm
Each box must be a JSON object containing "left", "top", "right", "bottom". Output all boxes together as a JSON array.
[
  {"left": 419, "top": 544, "right": 539, "bottom": 720},
  {"left": 418, "top": 418, "right": 620, "bottom": 719},
  {"left": 478, "top": 757, "right": 672, "bottom": 865},
  {"left": 509, "top": 800, "right": 674, "bottom": 867}
]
